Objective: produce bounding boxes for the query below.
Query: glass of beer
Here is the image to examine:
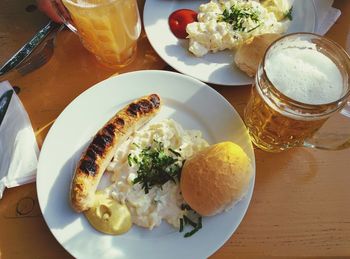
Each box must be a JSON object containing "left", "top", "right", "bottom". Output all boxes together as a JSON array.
[
  {"left": 244, "top": 33, "right": 350, "bottom": 152},
  {"left": 54, "top": 0, "right": 141, "bottom": 68}
]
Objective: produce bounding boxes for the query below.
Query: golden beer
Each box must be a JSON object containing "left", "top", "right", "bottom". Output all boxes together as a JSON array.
[
  {"left": 244, "top": 33, "right": 350, "bottom": 152},
  {"left": 62, "top": 0, "right": 141, "bottom": 68},
  {"left": 244, "top": 82, "right": 328, "bottom": 152}
]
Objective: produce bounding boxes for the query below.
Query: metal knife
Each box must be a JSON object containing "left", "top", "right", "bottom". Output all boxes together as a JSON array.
[{"left": 0, "top": 20, "right": 59, "bottom": 76}]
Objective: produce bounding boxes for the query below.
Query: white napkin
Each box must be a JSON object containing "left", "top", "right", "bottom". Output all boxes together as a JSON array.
[
  {"left": 0, "top": 81, "right": 39, "bottom": 199},
  {"left": 314, "top": 0, "right": 341, "bottom": 35}
]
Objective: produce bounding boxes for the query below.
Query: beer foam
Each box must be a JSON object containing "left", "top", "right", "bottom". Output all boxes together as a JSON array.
[{"left": 265, "top": 39, "right": 344, "bottom": 105}]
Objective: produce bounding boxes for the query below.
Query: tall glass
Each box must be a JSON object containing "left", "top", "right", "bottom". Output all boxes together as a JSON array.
[
  {"left": 244, "top": 33, "right": 350, "bottom": 152},
  {"left": 56, "top": 0, "right": 141, "bottom": 68}
]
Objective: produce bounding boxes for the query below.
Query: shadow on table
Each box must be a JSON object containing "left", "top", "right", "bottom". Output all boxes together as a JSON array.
[{"left": 254, "top": 147, "right": 319, "bottom": 184}]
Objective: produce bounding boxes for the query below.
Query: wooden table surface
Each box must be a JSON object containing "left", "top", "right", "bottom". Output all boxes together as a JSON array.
[{"left": 0, "top": 1, "right": 349, "bottom": 258}]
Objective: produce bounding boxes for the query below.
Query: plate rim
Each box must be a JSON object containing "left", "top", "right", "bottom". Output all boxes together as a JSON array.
[
  {"left": 36, "top": 70, "right": 256, "bottom": 259},
  {"left": 143, "top": 0, "right": 317, "bottom": 86}
]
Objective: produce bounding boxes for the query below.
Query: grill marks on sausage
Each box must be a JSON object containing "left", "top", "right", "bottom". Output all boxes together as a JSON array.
[
  {"left": 79, "top": 159, "right": 98, "bottom": 175},
  {"left": 149, "top": 94, "right": 161, "bottom": 108},
  {"left": 104, "top": 123, "right": 116, "bottom": 136},
  {"left": 79, "top": 94, "right": 161, "bottom": 176},
  {"left": 126, "top": 94, "right": 161, "bottom": 117},
  {"left": 114, "top": 117, "right": 125, "bottom": 128},
  {"left": 79, "top": 124, "right": 116, "bottom": 175},
  {"left": 127, "top": 103, "right": 139, "bottom": 116}
]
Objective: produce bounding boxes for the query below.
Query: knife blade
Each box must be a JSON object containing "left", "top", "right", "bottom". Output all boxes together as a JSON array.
[
  {"left": 0, "top": 20, "right": 59, "bottom": 76},
  {"left": 0, "top": 89, "right": 14, "bottom": 126}
]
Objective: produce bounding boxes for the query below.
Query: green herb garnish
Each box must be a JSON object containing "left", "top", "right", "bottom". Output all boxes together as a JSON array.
[
  {"left": 179, "top": 204, "right": 202, "bottom": 237},
  {"left": 128, "top": 140, "right": 182, "bottom": 194},
  {"left": 179, "top": 218, "right": 184, "bottom": 232},
  {"left": 179, "top": 214, "right": 202, "bottom": 238},
  {"left": 218, "top": 4, "right": 261, "bottom": 32},
  {"left": 183, "top": 215, "right": 197, "bottom": 228},
  {"left": 127, "top": 153, "right": 138, "bottom": 167},
  {"left": 169, "top": 148, "right": 181, "bottom": 157},
  {"left": 247, "top": 23, "right": 261, "bottom": 33},
  {"left": 184, "top": 216, "right": 202, "bottom": 237},
  {"left": 180, "top": 203, "right": 192, "bottom": 211},
  {"left": 284, "top": 6, "right": 293, "bottom": 20}
]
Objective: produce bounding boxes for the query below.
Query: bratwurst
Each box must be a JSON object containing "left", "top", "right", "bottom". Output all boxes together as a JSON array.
[{"left": 70, "top": 94, "right": 161, "bottom": 213}]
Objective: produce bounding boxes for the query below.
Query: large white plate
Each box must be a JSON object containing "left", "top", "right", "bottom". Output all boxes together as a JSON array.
[
  {"left": 144, "top": 0, "right": 317, "bottom": 86},
  {"left": 37, "top": 70, "right": 256, "bottom": 259}
]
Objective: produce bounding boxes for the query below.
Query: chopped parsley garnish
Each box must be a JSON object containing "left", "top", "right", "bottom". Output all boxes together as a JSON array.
[
  {"left": 129, "top": 141, "right": 202, "bottom": 238},
  {"left": 179, "top": 203, "right": 202, "bottom": 237},
  {"left": 284, "top": 6, "right": 293, "bottom": 20},
  {"left": 184, "top": 217, "right": 202, "bottom": 237},
  {"left": 180, "top": 203, "right": 192, "bottom": 211},
  {"left": 247, "top": 23, "right": 261, "bottom": 33},
  {"left": 218, "top": 4, "right": 261, "bottom": 32},
  {"left": 179, "top": 214, "right": 202, "bottom": 237},
  {"left": 128, "top": 140, "right": 182, "bottom": 194}
]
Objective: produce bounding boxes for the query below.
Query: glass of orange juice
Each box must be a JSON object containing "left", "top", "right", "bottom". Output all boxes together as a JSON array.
[{"left": 55, "top": 0, "right": 141, "bottom": 68}]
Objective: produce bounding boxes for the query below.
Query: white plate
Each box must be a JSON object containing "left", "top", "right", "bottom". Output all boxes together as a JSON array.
[
  {"left": 144, "top": 0, "right": 317, "bottom": 86},
  {"left": 37, "top": 70, "right": 256, "bottom": 259}
]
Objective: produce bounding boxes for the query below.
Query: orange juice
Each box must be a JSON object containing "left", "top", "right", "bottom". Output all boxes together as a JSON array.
[{"left": 62, "top": 0, "right": 141, "bottom": 68}]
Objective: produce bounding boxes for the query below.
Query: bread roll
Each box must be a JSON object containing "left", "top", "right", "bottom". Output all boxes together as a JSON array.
[
  {"left": 180, "top": 142, "right": 253, "bottom": 216},
  {"left": 234, "top": 33, "right": 281, "bottom": 77}
]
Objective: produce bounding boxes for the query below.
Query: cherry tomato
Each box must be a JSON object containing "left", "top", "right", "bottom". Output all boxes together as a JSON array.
[{"left": 168, "top": 9, "right": 198, "bottom": 39}]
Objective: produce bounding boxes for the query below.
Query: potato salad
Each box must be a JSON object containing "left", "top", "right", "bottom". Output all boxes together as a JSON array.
[
  {"left": 106, "top": 119, "right": 209, "bottom": 229},
  {"left": 186, "top": 0, "right": 290, "bottom": 57}
]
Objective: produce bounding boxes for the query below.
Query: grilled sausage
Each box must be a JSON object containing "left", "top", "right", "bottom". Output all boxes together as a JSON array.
[{"left": 70, "top": 94, "right": 161, "bottom": 212}]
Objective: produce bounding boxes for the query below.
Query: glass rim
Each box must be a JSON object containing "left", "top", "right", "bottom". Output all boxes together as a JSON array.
[
  {"left": 260, "top": 32, "right": 350, "bottom": 110},
  {"left": 62, "top": 0, "right": 120, "bottom": 8}
]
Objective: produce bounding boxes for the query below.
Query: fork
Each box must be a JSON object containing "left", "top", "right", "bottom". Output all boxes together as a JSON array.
[{"left": 0, "top": 24, "right": 64, "bottom": 83}]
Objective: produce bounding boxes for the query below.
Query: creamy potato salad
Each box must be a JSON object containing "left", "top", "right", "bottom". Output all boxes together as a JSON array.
[
  {"left": 186, "top": 0, "right": 290, "bottom": 57},
  {"left": 106, "top": 119, "right": 209, "bottom": 229}
]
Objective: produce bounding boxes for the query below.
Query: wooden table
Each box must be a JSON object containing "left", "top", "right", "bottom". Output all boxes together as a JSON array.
[{"left": 0, "top": 1, "right": 349, "bottom": 258}]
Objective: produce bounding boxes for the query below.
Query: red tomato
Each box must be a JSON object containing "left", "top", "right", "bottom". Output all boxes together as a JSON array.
[{"left": 168, "top": 9, "right": 198, "bottom": 39}]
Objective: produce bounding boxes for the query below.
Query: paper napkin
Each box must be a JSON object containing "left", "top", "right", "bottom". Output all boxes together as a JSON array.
[
  {"left": 314, "top": 0, "right": 341, "bottom": 36},
  {"left": 0, "top": 81, "right": 39, "bottom": 199}
]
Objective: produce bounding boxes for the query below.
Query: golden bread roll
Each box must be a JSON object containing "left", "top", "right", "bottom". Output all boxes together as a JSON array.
[
  {"left": 234, "top": 33, "right": 281, "bottom": 77},
  {"left": 180, "top": 142, "right": 253, "bottom": 216}
]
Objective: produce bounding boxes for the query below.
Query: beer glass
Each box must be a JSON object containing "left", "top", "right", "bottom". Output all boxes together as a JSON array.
[
  {"left": 244, "top": 33, "right": 350, "bottom": 152},
  {"left": 53, "top": 0, "right": 141, "bottom": 68}
]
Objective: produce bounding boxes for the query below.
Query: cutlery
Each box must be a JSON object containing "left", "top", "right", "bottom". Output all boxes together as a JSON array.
[
  {"left": 0, "top": 24, "right": 64, "bottom": 82},
  {"left": 0, "top": 20, "right": 59, "bottom": 76}
]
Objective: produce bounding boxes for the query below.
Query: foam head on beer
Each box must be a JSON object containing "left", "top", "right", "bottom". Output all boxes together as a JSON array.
[{"left": 264, "top": 38, "right": 344, "bottom": 105}]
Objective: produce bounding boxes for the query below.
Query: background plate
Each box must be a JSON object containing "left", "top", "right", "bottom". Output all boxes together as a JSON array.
[
  {"left": 144, "top": 0, "right": 316, "bottom": 86},
  {"left": 37, "top": 70, "right": 256, "bottom": 259}
]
